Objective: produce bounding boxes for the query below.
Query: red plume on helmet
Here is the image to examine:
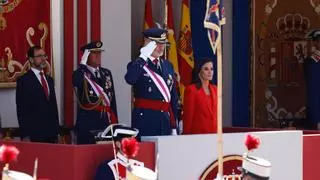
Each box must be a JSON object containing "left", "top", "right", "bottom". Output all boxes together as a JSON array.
[
  {"left": 121, "top": 138, "right": 139, "bottom": 159},
  {"left": 0, "top": 144, "right": 20, "bottom": 164},
  {"left": 245, "top": 134, "right": 261, "bottom": 151}
]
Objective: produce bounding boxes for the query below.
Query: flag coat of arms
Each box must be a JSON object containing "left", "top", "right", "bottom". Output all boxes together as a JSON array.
[{"left": 204, "top": 0, "right": 226, "bottom": 54}]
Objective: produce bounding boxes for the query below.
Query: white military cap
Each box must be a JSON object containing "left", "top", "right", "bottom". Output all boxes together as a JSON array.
[
  {"left": 2, "top": 170, "right": 33, "bottom": 180},
  {"left": 241, "top": 154, "right": 272, "bottom": 179}
]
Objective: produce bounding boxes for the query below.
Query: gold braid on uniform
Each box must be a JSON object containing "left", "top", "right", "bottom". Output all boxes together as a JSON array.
[{"left": 74, "top": 77, "right": 104, "bottom": 111}]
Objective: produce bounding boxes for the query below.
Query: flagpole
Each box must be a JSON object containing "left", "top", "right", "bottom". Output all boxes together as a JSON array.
[
  {"left": 216, "top": 34, "right": 223, "bottom": 178},
  {"left": 33, "top": 158, "right": 38, "bottom": 180},
  {"left": 203, "top": 0, "right": 224, "bottom": 178},
  {"left": 164, "top": 0, "right": 168, "bottom": 60}
]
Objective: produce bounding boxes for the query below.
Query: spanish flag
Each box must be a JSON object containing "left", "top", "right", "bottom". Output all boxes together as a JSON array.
[
  {"left": 166, "top": 0, "right": 179, "bottom": 73},
  {"left": 178, "top": 0, "right": 194, "bottom": 103},
  {"left": 144, "top": 0, "right": 154, "bottom": 30}
]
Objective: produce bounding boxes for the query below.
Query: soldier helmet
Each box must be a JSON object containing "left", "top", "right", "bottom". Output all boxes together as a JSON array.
[
  {"left": 239, "top": 134, "right": 272, "bottom": 180},
  {"left": 306, "top": 29, "right": 320, "bottom": 41},
  {"left": 2, "top": 170, "right": 34, "bottom": 180},
  {"left": 240, "top": 154, "right": 272, "bottom": 179},
  {"left": 95, "top": 124, "right": 139, "bottom": 142}
]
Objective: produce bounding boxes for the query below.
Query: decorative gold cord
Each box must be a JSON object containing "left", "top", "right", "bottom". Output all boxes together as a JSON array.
[{"left": 73, "top": 78, "right": 103, "bottom": 111}]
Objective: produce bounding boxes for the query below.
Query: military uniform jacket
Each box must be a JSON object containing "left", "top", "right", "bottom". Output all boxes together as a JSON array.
[
  {"left": 125, "top": 57, "right": 178, "bottom": 136},
  {"left": 94, "top": 152, "right": 143, "bottom": 180},
  {"left": 73, "top": 65, "right": 117, "bottom": 132},
  {"left": 304, "top": 54, "right": 320, "bottom": 123}
]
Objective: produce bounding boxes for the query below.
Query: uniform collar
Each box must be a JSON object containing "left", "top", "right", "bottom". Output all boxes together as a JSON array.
[
  {"left": 149, "top": 56, "right": 160, "bottom": 63},
  {"left": 149, "top": 56, "right": 156, "bottom": 61},
  {"left": 117, "top": 152, "right": 128, "bottom": 163},
  {"left": 31, "top": 67, "right": 44, "bottom": 75},
  {"left": 311, "top": 50, "right": 320, "bottom": 62},
  {"left": 86, "top": 65, "right": 99, "bottom": 74}
]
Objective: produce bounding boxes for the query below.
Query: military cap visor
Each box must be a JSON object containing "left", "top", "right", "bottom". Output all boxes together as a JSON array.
[
  {"left": 89, "top": 48, "right": 105, "bottom": 52},
  {"left": 80, "top": 41, "right": 105, "bottom": 51},
  {"left": 143, "top": 27, "right": 168, "bottom": 44},
  {"left": 146, "top": 36, "right": 168, "bottom": 44}
]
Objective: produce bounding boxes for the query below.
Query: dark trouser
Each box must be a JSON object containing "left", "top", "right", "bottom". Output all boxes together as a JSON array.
[
  {"left": 30, "top": 136, "right": 58, "bottom": 143},
  {"left": 76, "top": 130, "right": 95, "bottom": 144}
]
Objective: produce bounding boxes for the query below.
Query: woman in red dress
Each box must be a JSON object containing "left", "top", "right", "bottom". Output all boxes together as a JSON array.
[{"left": 182, "top": 58, "right": 217, "bottom": 134}]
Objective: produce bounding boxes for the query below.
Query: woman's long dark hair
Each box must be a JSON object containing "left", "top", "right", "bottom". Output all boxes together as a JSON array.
[{"left": 191, "top": 58, "right": 214, "bottom": 89}]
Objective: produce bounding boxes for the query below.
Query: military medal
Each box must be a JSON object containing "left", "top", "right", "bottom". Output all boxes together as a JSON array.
[
  {"left": 167, "top": 74, "right": 172, "bottom": 85},
  {"left": 167, "top": 74, "right": 173, "bottom": 91},
  {"left": 105, "top": 82, "right": 109, "bottom": 89},
  {"left": 167, "top": 79, "right": 171, "bottom": 86},
  {"left": 108, "top": 92, "right": 112, "bottom": 100},
  {"left": 105, "top": 76, "right": 112, "bottom": 89}
]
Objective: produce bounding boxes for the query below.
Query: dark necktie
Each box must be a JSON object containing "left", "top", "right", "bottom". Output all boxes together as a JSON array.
[
  {"left": 153, "top": 59, "right": 158, "bottom": 65},
  {"left": 94, "top": 70, "right": 99, "bottom": 78},
  {"left": 39, "top": 72, "right": 49, "bottom": 100},
  {"left": 153, "top": 59, "right": 161, "bottom": 73}
]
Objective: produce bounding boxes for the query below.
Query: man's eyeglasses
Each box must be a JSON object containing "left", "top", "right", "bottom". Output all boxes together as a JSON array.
[{"left": 33, "top": 54, "right": 48, "bottom": 59}]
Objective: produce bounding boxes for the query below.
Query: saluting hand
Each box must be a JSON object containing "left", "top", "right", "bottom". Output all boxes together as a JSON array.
[
  {"left": 80, "top": 49, "right": 91, "bottom": 65},
  {"left": 139, "top": 41, "right": 157, "bottom": 61}
]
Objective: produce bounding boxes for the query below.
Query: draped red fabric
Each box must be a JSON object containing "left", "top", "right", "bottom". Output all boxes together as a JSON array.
[{"left": 0, "top": 0, "right": 51, "bottom": 87}]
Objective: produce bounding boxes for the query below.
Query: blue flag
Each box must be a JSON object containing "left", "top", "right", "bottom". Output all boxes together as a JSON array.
[{"left": 204, "top": 0, "right": 226, "bottom": 54}]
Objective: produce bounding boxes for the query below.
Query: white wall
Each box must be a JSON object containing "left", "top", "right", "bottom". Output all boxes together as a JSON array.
[
  {"left": 143, "top": 131, "right": 303, "bottom": 180},
  {"left": 51, "top": 0, "right": 64, "bottom": 126},
  {"left": 101, "top": 0, "right": 132, "bottom": 126},
  {"left": 0, "top": 89, "right": 17, "bottom": 127}
]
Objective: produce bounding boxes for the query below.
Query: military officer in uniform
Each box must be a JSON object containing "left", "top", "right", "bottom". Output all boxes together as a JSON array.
[
  {"left": 125, "top": 27, "right": 179, "bottom": 136},
  {"left": 73, "top": 41, "right": 118, "bottom": 144},
  {"left": 304, "top": 29, "right": 320, "bottom": 130},
  {"left": 94, "top": 124, "right": 144, "bottom": 180}
]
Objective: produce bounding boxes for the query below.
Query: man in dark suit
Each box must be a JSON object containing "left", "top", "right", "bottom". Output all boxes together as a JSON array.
[
  {"left": 124, "top": 27, "right": 179, "bottom": 136},
  {"left": 73, "top": 41, "right": 118, "bottom": 144},
  {"left": 16, "top": 45, "right": 60, "bottom": 143}
]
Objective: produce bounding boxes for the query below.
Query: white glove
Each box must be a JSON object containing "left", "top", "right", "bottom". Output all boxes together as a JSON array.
[
  {"left": 80, "top": 49, "right": 91, "bottom": 65},
  {"left": 214, "top": 173, "right": 223, "bottom": 180},
  {"left": 178, "top": 121, "right": 183, "bottom": 134},
  {"left": 139, "top": 41, "right": 157, "bottom": 61},
  {"left": 171, "top": 129, "right": 177, "bottom": 135}
]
